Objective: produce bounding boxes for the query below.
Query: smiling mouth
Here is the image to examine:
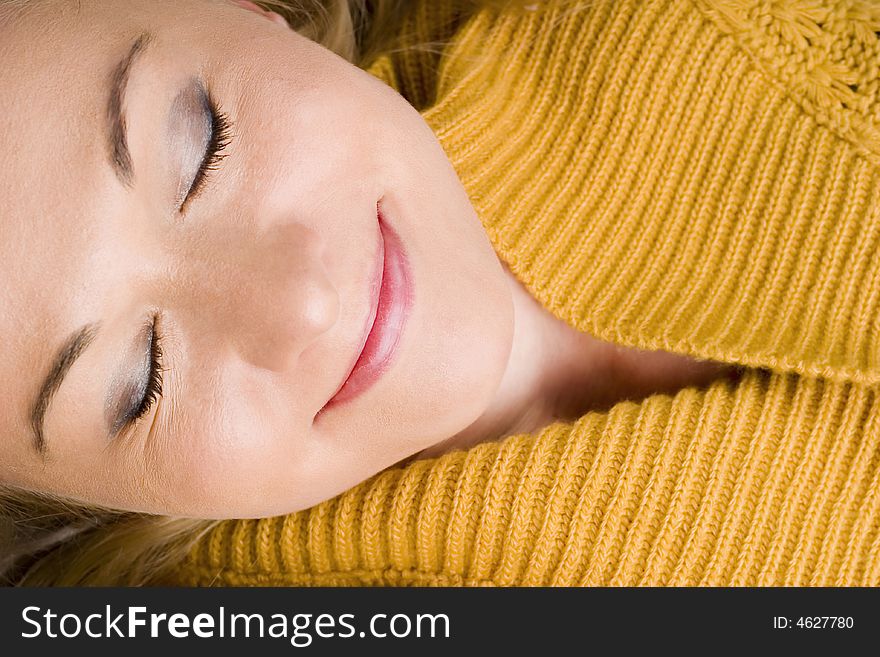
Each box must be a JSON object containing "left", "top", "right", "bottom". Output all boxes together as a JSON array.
[{"left": 315, "top": 199, "right": 413, "bottom": 419}]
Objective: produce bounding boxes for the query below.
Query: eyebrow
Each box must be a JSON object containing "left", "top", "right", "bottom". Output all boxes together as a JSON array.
[
  {"left": 30, "top": 324, "right": 100, "bottom": 457},
  {"left": 107, "top": 31, "right": 155, "bottom": 187}
]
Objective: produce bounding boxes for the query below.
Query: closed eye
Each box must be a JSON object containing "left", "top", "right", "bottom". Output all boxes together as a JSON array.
[
  {"left": 179, "top": 86, "right": 234, "bottom": 213},
  {"left": 113, "top": 313, "right": 165, "bottom": 439}
]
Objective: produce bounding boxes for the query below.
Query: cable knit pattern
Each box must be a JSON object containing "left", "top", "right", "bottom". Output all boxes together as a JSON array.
[
  {"left": 692, "top": 0, "right": 880, "bottom": 152},
  {"left": 163, "top": 0, "right": 880, "bottom": 586}
]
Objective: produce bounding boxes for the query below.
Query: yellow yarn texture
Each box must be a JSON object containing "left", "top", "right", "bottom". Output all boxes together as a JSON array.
[{"left": 166, "top": 0, "right": 880, "bottom": 586}]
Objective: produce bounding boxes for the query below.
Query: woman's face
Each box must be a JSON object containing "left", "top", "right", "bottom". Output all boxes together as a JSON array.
[{"left": 0, "top": 0, "right": 514, "bottom": 518}]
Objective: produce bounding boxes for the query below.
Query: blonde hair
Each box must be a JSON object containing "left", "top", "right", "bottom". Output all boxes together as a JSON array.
[{"left": 0, "top": 0, "right": 558, "bottom": 587}]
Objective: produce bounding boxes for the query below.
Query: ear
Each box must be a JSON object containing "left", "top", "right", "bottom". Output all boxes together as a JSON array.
[{"left": 230, "top": 0, "right": 289, "bottom": 28}]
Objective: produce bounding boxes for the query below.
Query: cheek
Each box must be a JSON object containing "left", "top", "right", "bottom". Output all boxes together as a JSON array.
[
  {"left": 142, "top": 419, "right": 291, "bottom": 518},
  {"left": 137, "top": 366, "right": 328, "bottom": 518}
]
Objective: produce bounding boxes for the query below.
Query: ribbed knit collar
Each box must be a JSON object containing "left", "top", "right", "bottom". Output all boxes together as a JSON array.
[{"left": 366, "top": 0, "right": 880, "bottom": 386}]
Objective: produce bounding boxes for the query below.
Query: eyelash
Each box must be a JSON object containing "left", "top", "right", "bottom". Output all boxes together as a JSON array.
[
  {"left": 181, "top": 91, "right": 234, "bottom": 212},
  {"left": 126, "top": 315, "right": 165, "bottom": 430}
]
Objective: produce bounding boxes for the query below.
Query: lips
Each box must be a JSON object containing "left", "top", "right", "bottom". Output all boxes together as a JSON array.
[{"left": 316, "top": 199, "right": 413, "bottom": 417}]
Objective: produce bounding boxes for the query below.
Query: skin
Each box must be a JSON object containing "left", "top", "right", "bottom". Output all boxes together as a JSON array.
[
  {"left": 415, "top": 264, "right": 743, "bottom": 460},
  {"left": 0, "top": 0, "right": 739, "bottom": 519}
]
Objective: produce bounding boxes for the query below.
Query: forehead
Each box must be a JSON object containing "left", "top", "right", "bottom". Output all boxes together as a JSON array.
[
  {"left": 0, "top": 2, "right": 145, "bottom": 338},
  {"left": 0, "top": 4, "right": 113, "bottom": 340}
]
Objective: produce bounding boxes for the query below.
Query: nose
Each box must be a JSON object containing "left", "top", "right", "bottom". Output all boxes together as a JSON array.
[{"left": 179, "top": 221, "right": 340, "bottom": 373}]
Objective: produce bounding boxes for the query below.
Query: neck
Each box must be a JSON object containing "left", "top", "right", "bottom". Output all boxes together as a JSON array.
[{"left": 415, "top": 265, "right": 614, "bottom": 459}]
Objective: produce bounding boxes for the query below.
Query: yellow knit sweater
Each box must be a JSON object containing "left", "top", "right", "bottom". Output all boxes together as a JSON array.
[{"left": 164, "top": 0, "right": 880, "bottom": 586}]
